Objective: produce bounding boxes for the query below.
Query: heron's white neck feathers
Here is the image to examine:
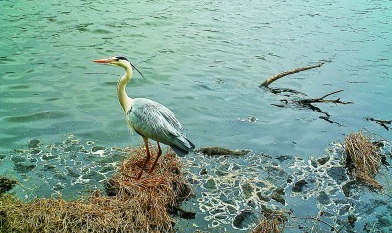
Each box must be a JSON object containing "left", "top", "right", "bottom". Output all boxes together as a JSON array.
[{"left": 117, "top": 66, "right": 133, "bottom": 112}]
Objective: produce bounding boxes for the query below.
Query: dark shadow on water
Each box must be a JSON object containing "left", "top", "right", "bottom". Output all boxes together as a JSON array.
[{"left": 4, "top": 111, "right": 70, "bottom": 123}]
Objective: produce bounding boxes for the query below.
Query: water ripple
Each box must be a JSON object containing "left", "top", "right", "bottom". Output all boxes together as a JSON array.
[{"left": 4, "top": 111, "right": 70, "bottom": 123}]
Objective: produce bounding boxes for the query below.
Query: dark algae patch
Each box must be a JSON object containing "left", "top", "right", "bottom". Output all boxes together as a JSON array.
[{"left": 196, "top": 147, "right": 250, "bottom": 156}]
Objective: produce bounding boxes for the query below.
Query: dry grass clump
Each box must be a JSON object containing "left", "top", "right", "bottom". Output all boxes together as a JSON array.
[
  {"left": 106, "top": 146, "right": 193, "bottom": 229},
  {"left": 251, "top": 209, "right": 287, "bottom": 233},
  {"left": 0, "top": 145, "right": 192, "bottom": 233},
  {"left": 344, "top": 131, "right": 382, "bottom": 189}
]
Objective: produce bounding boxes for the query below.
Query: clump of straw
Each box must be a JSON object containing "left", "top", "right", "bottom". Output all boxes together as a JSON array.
[
  {"left": 251, "top": 208, "right": 287, "bottom": 233},
  {"left": 0, "top": 145, "right": 192, "bottom": 233},
  {"left": 344, "top": 131, "right": 382, "bottom": 189}
]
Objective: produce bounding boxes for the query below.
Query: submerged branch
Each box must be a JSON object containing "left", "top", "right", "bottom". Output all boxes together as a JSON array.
[
  {"left": 260, "top": 62, "right": 325, "bottom": 88},
  {"left": 295, "top": 90, "right": 353, "bottom": 105},
  {"left": 272, "top": 90, "right": 352, "bottom": 126}
]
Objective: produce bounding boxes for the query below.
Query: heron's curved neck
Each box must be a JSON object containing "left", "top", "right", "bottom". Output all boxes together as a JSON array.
[{"left": 117, "top": 66, "right": 133, "bottom": 112}]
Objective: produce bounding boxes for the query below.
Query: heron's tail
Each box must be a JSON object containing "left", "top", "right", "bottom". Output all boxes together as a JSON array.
[{"left": 171, "top": 138, "right": 195, "bottom": 157}]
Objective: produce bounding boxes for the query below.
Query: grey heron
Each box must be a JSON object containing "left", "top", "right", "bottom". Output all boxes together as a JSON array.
[{"left": 93, "top": 56, "right": 195, "bottom": 179}]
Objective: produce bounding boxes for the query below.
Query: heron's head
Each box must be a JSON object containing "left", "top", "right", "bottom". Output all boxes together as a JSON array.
[
  {"left": 93, "top": 56, "right": 130, "bottom": 68},
  {"left": 93, "top": 56, "right": 146, "bottom": 78}
]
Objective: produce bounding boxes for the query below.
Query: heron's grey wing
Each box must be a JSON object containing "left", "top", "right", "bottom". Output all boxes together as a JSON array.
[{"left": 126, "top": 98, "right": 191, "bottom": 151}]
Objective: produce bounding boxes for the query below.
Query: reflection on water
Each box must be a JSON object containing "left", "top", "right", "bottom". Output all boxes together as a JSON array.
[{"left": 1, "top": 0, "right": 392, "bottom": 232}]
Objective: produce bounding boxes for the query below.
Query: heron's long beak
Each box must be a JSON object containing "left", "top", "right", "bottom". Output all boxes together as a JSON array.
[{"left": 93, "top": 58, "right": 112, "bottom": 64}]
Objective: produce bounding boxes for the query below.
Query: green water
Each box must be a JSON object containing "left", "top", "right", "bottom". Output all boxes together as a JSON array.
[{"left": 1, "top": 0, "right": 392, "bottom": 232}]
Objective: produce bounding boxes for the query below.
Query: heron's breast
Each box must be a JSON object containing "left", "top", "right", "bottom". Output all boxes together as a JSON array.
[{"left": 125, "top": 107, "right": 136, "bottom": 130}]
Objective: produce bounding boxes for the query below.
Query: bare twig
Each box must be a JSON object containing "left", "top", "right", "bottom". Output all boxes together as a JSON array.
[
  {"left": 296, "top": 90, "right": 353, "bottom": 105},
  {"left": 302, "top": 216, "right": 336, "bottom": 231},
  {"left": 260, "top": 62, "right": 325, "bottom": 87},
  {"left": 271, "top": 90, "right": 351, "bottom": 126}
]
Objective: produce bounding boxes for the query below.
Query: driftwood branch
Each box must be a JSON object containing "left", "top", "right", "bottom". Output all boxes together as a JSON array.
[
  {"left": 296, "top": 90, "right": 353, "bottom": 105},
  {"left": 261, "top": 61, "right": 354, "bottom": 126},
  {"left": 260, "top": 62, "right": 325, "bottom": 87}
]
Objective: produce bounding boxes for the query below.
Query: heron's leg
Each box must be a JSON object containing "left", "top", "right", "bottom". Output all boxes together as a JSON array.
[
  {"left": 149, "top": 142, "right": 162, "bottom": 173},
  {"left": 136, "top": 136, "right": 151, "bottom": 179}
]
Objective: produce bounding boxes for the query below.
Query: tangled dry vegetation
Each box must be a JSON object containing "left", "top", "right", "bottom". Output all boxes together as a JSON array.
[
  {"left": 344, "top": 131, "right": 382, "bottom": 189},
  {"left": 0, "top": 146, "right": 192, "bottom": 233},
  {"left": 251, "top": 209, "right": 287, "bottom": 233}
]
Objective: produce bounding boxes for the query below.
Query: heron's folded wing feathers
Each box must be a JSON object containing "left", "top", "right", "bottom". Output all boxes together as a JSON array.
[{"left": 126, "top": 98, "right": 190, "bottom": 150}]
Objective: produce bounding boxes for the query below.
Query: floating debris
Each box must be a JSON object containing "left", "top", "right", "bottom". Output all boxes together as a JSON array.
[
  {"left": 248, "top": 116, "right": 258, "bottom": 123},
  {"left": 237, "top": 116, "right": 259, "bottom": 123}
]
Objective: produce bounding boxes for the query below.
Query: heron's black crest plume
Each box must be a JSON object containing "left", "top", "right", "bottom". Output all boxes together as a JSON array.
[
  {"left": 115, "top": 56, "right": 128, "bottom": 61},
  {"left": 130, "top": 63, "right": 146, "bottom": 79},
  {"left": 115, "top": 56, "right": 146, "bottom": 79}
]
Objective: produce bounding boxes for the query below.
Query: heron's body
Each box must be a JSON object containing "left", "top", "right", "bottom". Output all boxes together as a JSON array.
[
  {"left": 126, "top": 97, "right": 194, "bottom": 157},
  {"left": 93, "top": 56, "right": 194, "bottom": 179}
]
